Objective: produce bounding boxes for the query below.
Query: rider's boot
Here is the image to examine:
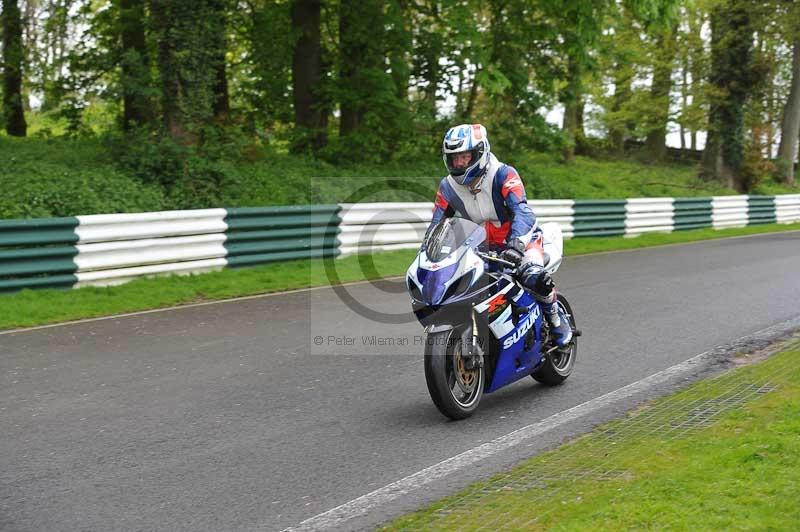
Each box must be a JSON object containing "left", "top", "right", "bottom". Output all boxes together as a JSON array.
[
  {"left": 519, "top": 266, "right": 572, "bottom": 348},
  {"left": 540, "top": 300, "right": 573, "bottom": 348}
]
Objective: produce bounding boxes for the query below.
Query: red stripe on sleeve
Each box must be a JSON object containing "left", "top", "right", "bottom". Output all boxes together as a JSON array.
[
  {"left": 435, "top": 190, "right": 449, "bottom": 210},
  {"left": 501, "top": 170, "right": 525, "bottom": 199}
]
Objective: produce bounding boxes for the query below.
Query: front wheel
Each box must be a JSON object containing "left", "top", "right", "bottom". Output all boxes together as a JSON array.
[
  {"left": 532, "top": 294, "right": 577, "bottom": 386},
  {"left": 424, "top": 328, "right": 484, "bottom": 420}
]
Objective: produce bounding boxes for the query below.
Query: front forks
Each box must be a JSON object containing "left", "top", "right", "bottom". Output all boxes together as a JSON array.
[{"left": 463, "top": 309, "right": 484, "bottom": 370}]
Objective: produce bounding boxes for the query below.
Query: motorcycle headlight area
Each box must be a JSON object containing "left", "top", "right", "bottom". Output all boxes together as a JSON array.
[
  {"left": 442, "top": 272, "right": 473, "bottom": 302},
  {"left": 407, "top": 276, "right": 424, "bottom": 302}
]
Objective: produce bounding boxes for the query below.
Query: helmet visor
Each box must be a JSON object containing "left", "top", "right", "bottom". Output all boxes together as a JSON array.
[{"left": 445, "top": 149, "right": 479, "bottom": 177}]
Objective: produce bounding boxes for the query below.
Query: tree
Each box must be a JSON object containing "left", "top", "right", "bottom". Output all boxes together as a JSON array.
[
  {"left": 290, "top": 0, "right": 327, "bottom": 152},
  {"left": 740, "top": 11, "right": 787, "bottom": 179},
  {"left": 386, "top": 0, "right": 411, "bottom": 105},
  {"left": 544, "top": 0, "right": 679, "bottom": 161},
  {"left": 594, "top": 1, "right": 653, "bottom": 157},
  {"left": 149, "top": 0, "right": 223, "bottom": 144},
  {"left": 210, "top": 0, "right": 229, "bottom": 124},
  {"left": 777, "top": 39, "right": 800, "bottom": 185},
  {"left": 243, "top": 0, "right": 294, "bottom": 133},
  {"left": 336, "top": 0, "right": 409, "bottom": 159},
  {"left": 545, "top": 0, "right": 605, "bottom": 161},
  {"left": 701, "top": 0, "right": 754, "bottom": 191},
  {"left": 644, "top": 27, "right": 678, "bottom": 161},
  {"left": 602, "top": 7, "right": 640, "bottom": 156},
  {"left": 338, "top": 0, "right": 383, "bottom": 136},
  {"left": 23, "top": 0, "right": 74, "bottom": 114},
  {"left": 119, "top": 0, "right": 153, "bottom": 130},
  {"left": 477, "top": 0, "right": 556, "bottom": 154},
  {"left": 2, "top": 0, "right": 27, "bottom": 136},
  {"left": 410, "top": 1, "right": 445, "bottom": 123},
  {"left": 682, "top": 3, "right": 710, "bottom": 151}
]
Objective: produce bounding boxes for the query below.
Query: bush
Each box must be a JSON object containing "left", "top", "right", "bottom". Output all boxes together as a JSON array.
[
  {"left": 0, "top": 136, "right": 166, "bottom": 218},
  {"left": 4, "top": 129, "right": 799, "bottom": 220}
]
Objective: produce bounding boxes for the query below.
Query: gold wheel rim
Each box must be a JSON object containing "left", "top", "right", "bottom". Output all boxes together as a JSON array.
[{"left": 456, "top": 351, "right": 477, "bottom": 388}]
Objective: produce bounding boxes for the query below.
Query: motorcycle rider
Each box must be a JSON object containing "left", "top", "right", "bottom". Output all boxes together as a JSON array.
[{"left": 428, "top": 123, "right": 572, "bottom": 347}]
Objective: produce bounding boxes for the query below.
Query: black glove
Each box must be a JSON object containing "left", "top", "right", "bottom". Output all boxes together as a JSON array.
[{"left": 501, "top": 238, "right": 525, "bottom": 266}]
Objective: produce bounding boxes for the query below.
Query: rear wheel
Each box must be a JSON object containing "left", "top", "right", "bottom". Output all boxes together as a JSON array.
[
  {"left": 532, "top": 294, "right": 577, "bottom": 386},
  {"left": 424, "top": 328, "right": 484, "bottom": 420}
]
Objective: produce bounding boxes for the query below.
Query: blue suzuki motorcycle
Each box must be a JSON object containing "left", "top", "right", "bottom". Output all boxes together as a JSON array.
[{"left": 407, "top": 217, "right": 579, "bottom": 420}]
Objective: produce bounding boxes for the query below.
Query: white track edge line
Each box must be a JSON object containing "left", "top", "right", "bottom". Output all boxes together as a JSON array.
[{"left": 282, "top": 316, "right": 800, "bottom": 531}]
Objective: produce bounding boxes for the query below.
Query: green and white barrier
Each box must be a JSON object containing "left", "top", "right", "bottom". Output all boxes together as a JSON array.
[
  {"left": 0, "top": 206, "right": 340, "bottom": 291},
  {"left": 2, "top": 195, "right": 799, "bottom": 291},
  {"left": 335, "top": 195, "right": 800, "bottom": 254}
]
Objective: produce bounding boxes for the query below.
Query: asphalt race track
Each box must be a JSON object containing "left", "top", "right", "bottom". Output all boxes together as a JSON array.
[{"left": 2, "top": 231, "right": 800, "bottom": 532}]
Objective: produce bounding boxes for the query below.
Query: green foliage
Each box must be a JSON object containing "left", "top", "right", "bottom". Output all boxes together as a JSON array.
[
  {"left": 478, "top": 1, "right": 563, "bottom": 154},
  {"left": 333, "top": 0, "right": 413, "bottom": 162},
  {"left": 5, "top": 0, "right": 799, "bottom": 201},
  {"left": 240, "top": 0, "right": 295, "bottom": 129},
  {"left": 2, "top": 0, "right": 27, "bottom": 136},
  {"left": 591, "top": 0, "right": 686, "bottom": 155},
  {"left": 0, "top": 135, "right": 165, "bottom": 218},
  {"left": 7, "top": 131, "right": 796, "bottom": 221},
  {"left": 703, "top": 0, "right": 756, "bottom": 186},
  {"left": 150, "top": 0, "right": 227, "bottom": 141}
]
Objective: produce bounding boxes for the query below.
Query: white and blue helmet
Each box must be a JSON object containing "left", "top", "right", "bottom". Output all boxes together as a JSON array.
[{"left": 442, "top": 124, "right": 491, "bottom": 186}]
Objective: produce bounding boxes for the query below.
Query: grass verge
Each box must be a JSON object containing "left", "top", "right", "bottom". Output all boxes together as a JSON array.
[
  {"left": 5, "top": 134, "right": 797, "bottom": 219},
  {"left": 1, "top": 222, "right": 799, "bottom": 331},
  {"left": 385, "top": 340, "right": 800, "bottom": 530}
]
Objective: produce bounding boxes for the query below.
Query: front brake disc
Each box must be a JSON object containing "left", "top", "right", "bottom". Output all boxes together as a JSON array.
[{"left": 455, "top": 352, "right": 477, "bottom": 394}]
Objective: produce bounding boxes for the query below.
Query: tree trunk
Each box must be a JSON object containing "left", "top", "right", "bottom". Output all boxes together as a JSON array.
[
  {"left": 338, "top": 0, "right": 362, "bottom": 135},
  {"left": 291, "top": 0, "right": 327, "bottom": 152},
  {"left": 646, "top": 29, "right": 676, "bottom": 162},
  {"left": 575, "top": 98, "right": 587, "bottom": 154},
  {"left": 701, "top": 1, "right": 753, "bottom": 192},
  {"left": 120, "top": 0, "right": 153, "bottom": 130},
  {"left": 420, "top": 4, "right": 442, "bottom": 122},
  {"left": 766, "top": 77, "right": 776, "bottom": 159},
  {"left": 609, "top": 62, "right": 633, "bottom": 157},
  {"left": 21, "top": 0, "right": 36, "bottom": 112},
  {"left": 387, "top": 0, "right": 410, "bottom": 104},
  {"left": 2, "top": 0, "right": 27, "bottom": 137},
  {"left": 688, "top": 8, "right": 703, "bottom": 153},
  {"left": 680, "top": 50, "right": 688, "bottom": 150},
  {"left": 151, "top": 0, "right": 187, "bottom": 142},
  {"left": 797, "top": 136, "right": 800, "bottom": 178},
  {"left": 150, "top": 0, "right": 219, "bottom": 145},
  {"left": 210, "top": 0, "right": 229, "bottom": 124},
  {"left": 212, "top": 49, "right": 230, "bottom": 123},
  {"left": 561, "top": 52, "right": 582, "bottom": 162},
  {"left": 562, "top": 99, "right": 579, "bottom": 162},
  {"left": 464, "top": 66, "right": 480, "bottom": 121},
  {"left": 777, "top": 39, "right": 800, "bottom": 186},
  {"left": 338, "top": 0, "right": 384, "bottom": 137}
]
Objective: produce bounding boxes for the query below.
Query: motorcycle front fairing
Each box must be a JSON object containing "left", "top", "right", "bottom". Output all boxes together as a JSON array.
[
  {"left": 407, "top": 218, "right": 491, "bottom": 330},
  {"left": 408, "top": 217, "right": 549, "bottom": 393}
]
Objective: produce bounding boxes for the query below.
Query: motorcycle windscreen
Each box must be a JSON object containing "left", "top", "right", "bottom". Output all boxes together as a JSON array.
[{"left": 422, "top": 217, "right": 486, "bottom": 262}]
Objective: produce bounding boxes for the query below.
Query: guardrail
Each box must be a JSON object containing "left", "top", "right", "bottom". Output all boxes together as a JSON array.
[
  {"left": 1, "top": 206, "right": 340, "bottom": 291},
  {"left": 338, "top": 195, "right": 800, "bottom": 255},
  {"left": 1, "top": 195, "right": 798, "bottom": 291}
]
